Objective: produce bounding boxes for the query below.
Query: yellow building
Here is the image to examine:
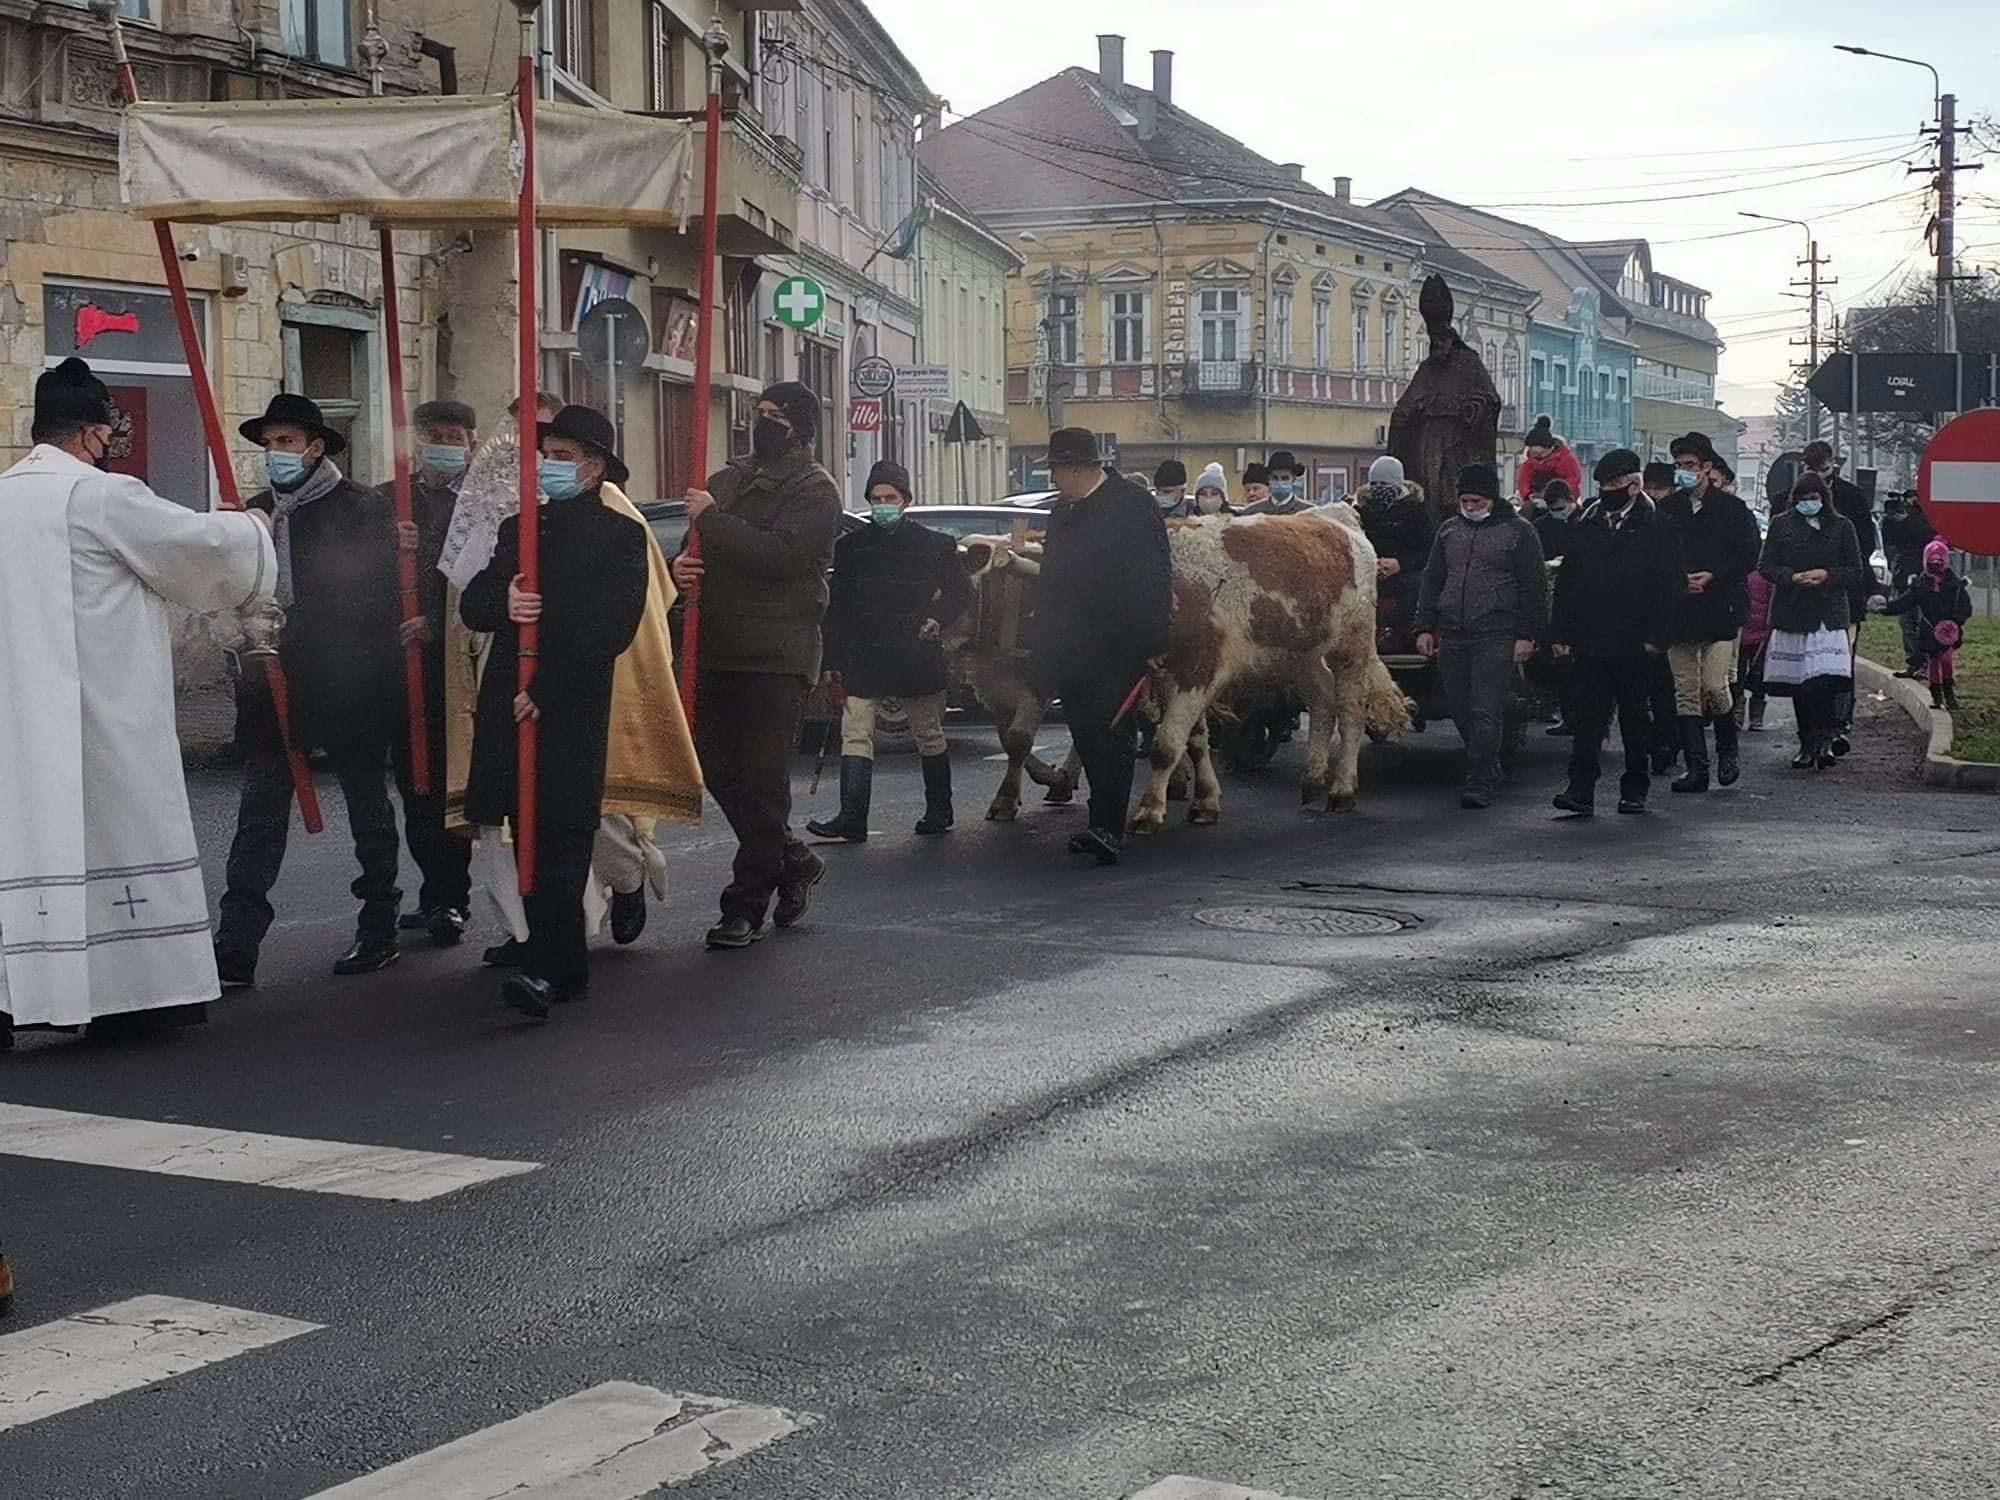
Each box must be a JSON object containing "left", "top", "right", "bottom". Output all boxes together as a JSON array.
[
  {"left": 918, "top": 175, "right": 1020, "bottom": 504},
  {"left": 921, "top": 35, "right": 1433, "bottom": 502}
]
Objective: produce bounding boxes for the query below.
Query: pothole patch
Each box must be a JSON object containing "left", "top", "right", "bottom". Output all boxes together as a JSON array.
[{"left": 1194, "top": 904, "right": 1418, "bottom": 937}]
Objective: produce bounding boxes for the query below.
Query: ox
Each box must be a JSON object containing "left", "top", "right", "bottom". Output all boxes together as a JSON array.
[{"left": 958, "top": 507, "right": 1407, "bottom": 830}]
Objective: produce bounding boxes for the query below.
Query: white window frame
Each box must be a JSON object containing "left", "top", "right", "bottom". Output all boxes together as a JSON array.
[
  {"left": 1312, "top": 296, "right": 1331, "bottom": 370},
  {"left": 1106, "top": 287, "right": 1149, "bottom": 365},
  {"left": 1351, "top": 300, "right": 1370, "bottom": 373},
  {"left": 1043, "top": 290, "right": 1079, "bottom": 365},
  {"left": 1381, "top": 300, "right": 1400, "bottom": 377},
  {"left": 1271, "top": 289, "right": 1293, "bottom": 368},
  {"left": 1197, "top": 285, "right": 1244, "bottom": 364}
]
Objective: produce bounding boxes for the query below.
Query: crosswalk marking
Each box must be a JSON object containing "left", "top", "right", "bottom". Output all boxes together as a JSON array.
[
  {"left": 1128, "top": 1480, "right": 1322, "bottom": 1500},
  {"left": 0, "top": 1103, "right": 540, "bottom": 1202},
  {"left": 307, "top": 1381, "right": 816, "bottom": 1497},
  {"left": 0, "top": 1295, "right": 321, "bottom": 1433}
]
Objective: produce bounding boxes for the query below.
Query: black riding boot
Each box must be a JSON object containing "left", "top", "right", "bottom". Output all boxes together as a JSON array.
[
  {"left": 806, "top": 756, "right": 872, "bottom": 842},
  {"left": 1944, "top": 679, "right": 1961, "bottom": 711},
  {"left": 914, "top": 753, "right": 954, "bottom": 835},
  {"left": 1711, "top": 711, "right": 1740, "bottom": 786},
  {"left": 1671, "top": 716, "right": 1710, "bottom": 793}
]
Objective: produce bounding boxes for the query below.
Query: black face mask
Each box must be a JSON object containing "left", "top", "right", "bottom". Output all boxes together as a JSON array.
[
  {"left": 752, "top": 418, "right": 794, "bottom": 461},
  {"left": 1598, "top": 485, "right": 1634, "bottom": 512}
]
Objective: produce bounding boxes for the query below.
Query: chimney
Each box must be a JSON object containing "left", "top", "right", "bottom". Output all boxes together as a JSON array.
[
  {"left": 1279, "top": 162, "right": 1305, "bottom": 180},
  {"left": 1151, "top": 49, "right": 1173, "bottom": 106},
  {"left": 1135, "top": 93, "right": 1157, "bottom": 142},
  {"left": 1334, "top": 176, "right": 1353, "bottom": 205},
  {"left": 1097, "top": 34, "right": 1124, "bottom": 90}
]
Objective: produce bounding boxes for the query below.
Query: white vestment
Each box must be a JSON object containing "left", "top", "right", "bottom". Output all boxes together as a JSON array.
[{"left": 0, "top": 445, "right": 274, "bottom": 1027}]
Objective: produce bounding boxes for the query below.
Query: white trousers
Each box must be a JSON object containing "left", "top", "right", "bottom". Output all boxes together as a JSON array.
[{"left": 474, "top": 814, "right": 667, "bottom": 943}]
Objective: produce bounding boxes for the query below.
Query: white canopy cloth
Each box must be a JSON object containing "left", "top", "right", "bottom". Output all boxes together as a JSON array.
[
  {"left": 121, "top": 95, "right": 693, "bottom": 228},
  {"left": 0, "top": 447, "right": 274, "bottom": 1028}
]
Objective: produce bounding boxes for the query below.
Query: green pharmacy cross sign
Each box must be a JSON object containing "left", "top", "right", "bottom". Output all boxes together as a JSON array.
[{"left": 773, "top": 275, "right": 827, "bottom": 331}]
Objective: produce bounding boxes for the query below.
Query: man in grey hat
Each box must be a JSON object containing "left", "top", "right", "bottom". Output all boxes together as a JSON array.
[{"left": 675, "top": 381, "right": 845, "bottom": 948}]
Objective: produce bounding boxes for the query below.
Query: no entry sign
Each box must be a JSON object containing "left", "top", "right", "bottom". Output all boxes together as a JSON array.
[{"left": 1919, "top": 408, "right": 2000, "bottom": 555}]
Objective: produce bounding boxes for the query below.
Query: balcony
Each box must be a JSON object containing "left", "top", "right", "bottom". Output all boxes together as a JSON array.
[
  {"left": 1182, "top": 359, "right": 1258, "bottom": 402},
  {"left": 686, "top": 112, "right": 802, "bottom": 258},
  {"left": 1634, "top": 371, "right": 1716, "bottom": 406}
]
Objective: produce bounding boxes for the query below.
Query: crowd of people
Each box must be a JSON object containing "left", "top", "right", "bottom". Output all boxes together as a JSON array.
[{"left": 0, "top": 358, "right": 1962, "bottom": 1046}]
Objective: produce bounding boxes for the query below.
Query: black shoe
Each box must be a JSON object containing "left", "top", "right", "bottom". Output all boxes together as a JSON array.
[
  {"left": 1616, "top": 797, "right": 1647, "bottom": 815},
  {"left": 1944, "top": 682, "right": 1961, "bottom": 711},
  {"left": 914, "top": 753, "right": 955, "bottom": 835},
  {"left": 1792, "top": 748, "right": 1817, "bottom": 770},
  {"left": 609, "top": 888, "right": 647, "bottom": 946},
  {"left": 1552, "top": 789, "right": 1594, "bottom": 817},
  {"left": 332, "top": 936, "right": 399, "bottom": 977},
  {"left": 1072, "top": 827, "right": 1121, "bottom": 865},
  {"left": 1712, "top": 714, "right": 1740, "bottom": 787},
  {"left": 500, "top": 974, "right": 552, "bottom": 1020},
  {"left": 1650, "top": 746, "right": 1678, "bottom": 776},
  {"left": 427, "top": 907, "right": 469, "bottom": 946},
  {"left": 773, "top": 847, "right": 826, "bottom": 929},
  {"left": 705, "top": 916, "right": 765, "bottom": 950},
  {"left": 1670, "top": 716, "right": 1709, "bottom": 793},
  {"left": 1829, "top": 734, "right": 1852, "bottom": 759},
  {"left": 481, "top": 938, "right": 528, "bottom": 969},
  {"left": 1932, "top": 686, "right": 1948, "bottom": 710},
  {"left": 805, "top": 756, "right": 872, "bottom": 842},
  {"left": 1460, "top": 789, "right": 1493, "bottom": 810},
  {"left": 1748, "top": 699, "right": 1767, "bottom": 732},
  {"left": 214, "top": 946, "right": 256, "bottom": 990},
  {"left": 398, "top": 906, "right": 438, "bottom": 932},
  {"left": 1670, "top": 769, "right": 1708, "bottom": 793}
]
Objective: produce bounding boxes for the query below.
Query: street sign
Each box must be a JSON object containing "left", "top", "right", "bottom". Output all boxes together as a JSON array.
[
  {"left": 852, "top": 355, "right": 895, "bottom": 398},
  {"left": 848, "top": 398, "right": 882, "bottom": 434},
  {"left": 773, "top": 275, "right": 826, "bottom": 331},
  {"left": 1807, "top": 351, "right": 1996, "bottom": 413},
  {"left": 895, "top": 363, "right": 951, "bottom": 401},
  {"left": 1919, "top": 408, "right": 2000, "bottom": 554}
]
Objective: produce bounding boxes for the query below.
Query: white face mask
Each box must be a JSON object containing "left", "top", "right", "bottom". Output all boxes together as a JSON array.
[{"left": 1195, "top": 492, "right": 1226, "bottom": 515}]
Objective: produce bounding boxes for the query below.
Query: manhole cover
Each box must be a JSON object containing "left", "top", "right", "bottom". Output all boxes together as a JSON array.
[{"left": 1194, "top": 904, "right": 1416, "bottom": 937}]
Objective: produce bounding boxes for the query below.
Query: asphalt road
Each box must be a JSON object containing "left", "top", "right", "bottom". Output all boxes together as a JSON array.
[{"left": 4, "top": 694, "right": 1998, "bottom": 1500}]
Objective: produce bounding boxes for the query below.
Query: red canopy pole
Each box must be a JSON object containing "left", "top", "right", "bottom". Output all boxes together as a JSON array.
[
  {"left": 676, "top": 22, "right": 732, "bottom": 731},
  {"left": 97, "top": 1, "right": 323, "bottom": 834},
  {"left": 377, "top": 228, "right": 431, "bottom": 795},
  {"left": 513, "top": 0, "right": 542, "bottom": 894}
]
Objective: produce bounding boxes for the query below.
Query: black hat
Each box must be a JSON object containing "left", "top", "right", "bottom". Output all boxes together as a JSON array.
[
  {"left": 1594, "top": 448, "right": 1643, "bottom": 485},
  {"left": 1523, "top": 415, "right": 1555, "bottom": 449},
  {"left": 240, "top": 392, "right": 346, "bottom": 456},
  {"left": 1642, "top": 460, "right": 1675, "bottom": 489},
  {"left": 1242, "top": 462, "right": 1271, "bottom": 486},
  {"left": 865, "top": 459, "right": 912, "bottom": 500},
  {"left": 1266, "top": 450, "right": 1300, "bottom": 477},
  {"left": 34, "top": 357, "right": 114, "bottom": 433},
  {"left": 1456, "top": 463, "right": 1501, "bottom": 502},
  {"left": 758, "top": 380, "right": 821, "bottom": 446},
  {"left": 1045, "top": 427, "right": 1101, "bottom": 468},
  {"left": 413, "top": 398, "right": 477, "bottom": 432},
  {"left": 538, "top": 403, "right": 629, "bottom": 485},
  {"left": 1669, "top": 430, "right": 1718, "bottom": 464},
  {"left": 1153, "top": 459, "right": 1187, "bottom": 488}
]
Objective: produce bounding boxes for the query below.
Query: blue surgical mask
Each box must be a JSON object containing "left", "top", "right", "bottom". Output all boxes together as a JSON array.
[
  {"left": 870, "top": 503, "right": 903, "bottom": 528},
  {"left": 1546, "top": 508, "right": 1571, "bottom": 523},
  {"left": 421, "top": 443, "right": 469, "bottom": 479},
  {"left": 264, "top": 450, "right": 308, "bottom": 490},
  {"left": 1673, "top": 468, "right": 1700, "bottom": 490},
  {"left": 1533, "top": 496, "right": 1549, "bottom": 513},
  {"left": 1794, "top": 498, "right": 1823, "bottom": 518},
  {"left": 538, "top": 458, "right": 583, "bottom": 501},
  {"left": 1270, "top": 481, "right": 1295, "bottom": 501}
]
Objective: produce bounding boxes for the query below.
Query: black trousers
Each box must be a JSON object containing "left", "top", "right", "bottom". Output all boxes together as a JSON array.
[
  {"left": 1058, "top": 669, "right": 1142, "bottom": 833},
  {"left": 1568, "top": 657, "right": 1655, "bottom": 803},
  {"left": 523, "top": 820, "right": 595, "bottom": 993},
  {"left": 216, "top": 746, "right": 401, "bottom": 959},
  {"left": 696, "top": 670, "right": 811, "bottom": 926},
  {"left": 1648, "top": 654, "right": 1678, "bottom": 757},
  {"left": 390, "top": 714, "right": 471, "bottom": 914}
]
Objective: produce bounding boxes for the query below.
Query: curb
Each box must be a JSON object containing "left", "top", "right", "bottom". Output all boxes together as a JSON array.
[{"left": 1855, "top": 656, "right": 2000, "bottom": 791}]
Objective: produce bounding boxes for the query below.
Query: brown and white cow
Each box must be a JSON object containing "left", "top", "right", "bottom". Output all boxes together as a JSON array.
[{"left": 957, "top": 507, "right": 1408, "bottom": 830}]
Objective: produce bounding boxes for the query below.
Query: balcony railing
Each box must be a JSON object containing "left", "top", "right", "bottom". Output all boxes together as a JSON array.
[
  {"left": 1183, "top": 359, "right": 1258, "bottom": 400},
  {"left": 1634, "top": 371, "right": 1717, "bottom": 406}
]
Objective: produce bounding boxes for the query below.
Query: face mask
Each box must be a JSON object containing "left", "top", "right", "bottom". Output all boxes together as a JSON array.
[
  {"left": 1532, "top": 496, "right": 1549, "bottom": 513},
  {"left": 421, "top": 443, "right": 469, "bottom": 479},
  {"left": 870, "top": 503, "right": 903, "bottom": 527},
  {"left": 265, "top": 451, "right": 309, "bottom": 490},
  {"left": 1192, "top": 492, "right": 1222, "bottom": 515},
  {"left": 752, "top": 418, "right": 792, "bottom": 461},
  {"left": 538, "top": 458, "right": 584, "bottom": 501},
  {"left": 1157, "top": 495, "right": 1178, "bottom": 512},
  {"left": 1270, "top": 481, "right": 1295, "bottom": 501},
  {"left": 1793, "top": 498, "right": 1823, "bottom": 518},
  {"left": 1460, "top": 505, "right": 1492, "bottom": 523},
  {"left": 1673, "top": 468, "right": 1700, "bottom": 490},
  {"left": 1546, "top": 508, "right": 1571, "bottom": 523},
  {"left": 1599, "top": 486, "right": 1633, "bottom": 511}
]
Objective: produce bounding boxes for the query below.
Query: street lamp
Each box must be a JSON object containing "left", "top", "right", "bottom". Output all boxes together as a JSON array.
[
  {"left": 1833, "top": 45, "right": 1939, "bottom": 116},
  {"left": 1740, "top": 211, "right": 1825, "bottom": 441}
]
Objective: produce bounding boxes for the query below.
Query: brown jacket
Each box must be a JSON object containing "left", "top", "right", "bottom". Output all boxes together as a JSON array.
[{"left": 695, "top": 446, "right": 844, "bottom": 679}]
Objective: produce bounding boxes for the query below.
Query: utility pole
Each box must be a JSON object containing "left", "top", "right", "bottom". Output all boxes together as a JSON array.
[
  {"left": 1935, "top": 91, "right": 1960, "bottom": 355},
  {"left": 1799, "top": 239, "right": 1832, "bottom": 441}
]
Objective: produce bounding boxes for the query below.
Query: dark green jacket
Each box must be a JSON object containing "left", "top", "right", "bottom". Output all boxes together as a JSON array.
[{"left": 694, "top": 447, "right": 844, "bottom": 679}]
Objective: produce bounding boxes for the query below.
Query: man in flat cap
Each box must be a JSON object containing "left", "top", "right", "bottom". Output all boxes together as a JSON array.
[{"left": 0, "top": 359, "right": 274, "bottom": 1047}]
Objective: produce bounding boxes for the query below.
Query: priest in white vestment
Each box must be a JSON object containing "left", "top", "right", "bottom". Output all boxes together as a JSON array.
[{"left": 0, "top": 358, "right": 274, "bottom": 1046}]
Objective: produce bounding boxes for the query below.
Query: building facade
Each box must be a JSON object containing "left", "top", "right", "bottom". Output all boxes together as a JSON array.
[
  {"left": 922, "top": 37, "right": 1433, "bottom": 503},
  {"left": 1574, "top": 240, "right": 1728, "bottom": 463},
  {"left": 919, "top": 176, "right": 1019, "bottom": 504}
]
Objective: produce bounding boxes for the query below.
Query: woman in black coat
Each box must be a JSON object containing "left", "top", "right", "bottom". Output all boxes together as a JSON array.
[{"left": 1756, "top": 474, "right": 1862, "bottom": 770}]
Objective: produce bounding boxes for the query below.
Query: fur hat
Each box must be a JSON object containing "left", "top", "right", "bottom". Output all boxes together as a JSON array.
[
  {"left": 1523, "top": 415, "right": 1555, "bottom": 450},
  {"left": 1242, "top": 462, "right": 1271, "bottom": 487},
  {"left": 758, "top": 380, "right": 821, "bottom": 446},
  {"left": 865, "top": 460, "right": 912, "bottom": 501},
  {"left": 1456, "top": 462, "right": 1501, "bottom": 502},
  {"left": 33, "top": 357, "right": 113, "bottom": 436},
  {"left": 1154, "top": 459, "right": 1187, "bottom": 489},
  {"left": 1594, "top": 448, "right": 1643, "bottom": 485}
]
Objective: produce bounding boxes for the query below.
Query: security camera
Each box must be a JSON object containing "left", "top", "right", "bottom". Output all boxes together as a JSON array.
[{"left": 178, "top": 242, "right": 201, "bottom": 262}]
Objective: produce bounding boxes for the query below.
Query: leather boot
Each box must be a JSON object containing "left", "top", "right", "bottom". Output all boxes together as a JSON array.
[
  {"left": 914, "top": 753, "right": 954, "bottom": 835},
  {"left": 1748, "top": 696, "right": 1766, "bottom": 732},
  {"left": 1932, "top": 682, "right": 1947, "bottom": 709},
  {"left": 806, "top": 756, "right": 871, "bottom": 842},
  {"left": 1944, "top": 679, "right": 1960, "bottom": 711},
  {"left": 1712, "top": 711, "right": 1740, "bottom": 787},
  {"left": 1670, "top": 716, "right": 1710, "bottom": 793}
]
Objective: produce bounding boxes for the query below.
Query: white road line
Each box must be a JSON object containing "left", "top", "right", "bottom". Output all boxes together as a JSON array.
[
  {"left": 1128, "top": 1480, "right": 1323, "bottom": 1500},
  {"left": 0, "top": 1103, "right": 540, "bottom": 1202},
  {"left": 307, "top": 1381, "right": 816, "bottom": 1497},
  {"left": 0, "top": 1295, "right": 321, "bottom": 1433}
]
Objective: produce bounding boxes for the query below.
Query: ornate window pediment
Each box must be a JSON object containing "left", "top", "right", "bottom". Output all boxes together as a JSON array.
[
  {"left": 1271, "top": 263, "right": 1300, "bottom": 287},
  {"left": 1030, "top": 263, "right": 1088, "bottom": 288},
  {"left": 1097, "top": 262, "right": 1153, "bottom": 285},
  {"left": 1189, "top": 257, "right": 1253, "bottom": 282},
  {"left": 1312, "top": 270, "right": 1337, "bottom": 294}
]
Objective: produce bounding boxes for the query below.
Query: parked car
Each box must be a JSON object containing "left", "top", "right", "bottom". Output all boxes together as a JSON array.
[
  {"left": 1002, "top": 490, "right": 1061, "bottom": 510},
  {"left": 902, "top": 505, "right": 1052, "bottom": 541}
]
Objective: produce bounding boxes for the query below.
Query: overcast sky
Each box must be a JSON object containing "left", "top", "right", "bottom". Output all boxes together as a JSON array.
[{"left": 869, "top": 0, "right": 1999, "bottom": 415}]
